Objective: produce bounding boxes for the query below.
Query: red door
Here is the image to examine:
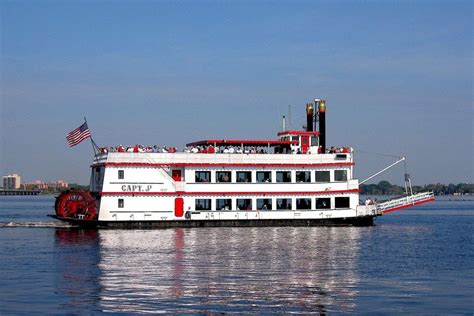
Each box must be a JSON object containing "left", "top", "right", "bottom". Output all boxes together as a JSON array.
[
  {"left": 301, "top": 136, "right": 309, "bottom": 153},
  {"left": 172, "top": 170, "right": 182, "bottom": 181},
  {"left": 175, "top": 198, "right": 184, "bottom": 217}
]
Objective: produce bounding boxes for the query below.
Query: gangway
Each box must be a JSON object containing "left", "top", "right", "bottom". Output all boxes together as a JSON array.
[{"left": 376, "top": 191, "right": 435, "bottom": 214}]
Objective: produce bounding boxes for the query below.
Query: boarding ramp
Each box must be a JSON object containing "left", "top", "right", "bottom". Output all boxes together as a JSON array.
[{"left": 376, "top": 191, "right": 435, "bottom": 214}]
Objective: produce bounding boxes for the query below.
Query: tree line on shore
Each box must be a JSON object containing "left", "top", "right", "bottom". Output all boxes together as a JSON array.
[{"left": 361, "top": 181, "right": 473, "bottom": 196}]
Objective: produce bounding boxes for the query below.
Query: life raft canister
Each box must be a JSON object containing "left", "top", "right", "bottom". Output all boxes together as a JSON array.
[{"left": 55, "top": 190, "right": 98, "bottom": 220}]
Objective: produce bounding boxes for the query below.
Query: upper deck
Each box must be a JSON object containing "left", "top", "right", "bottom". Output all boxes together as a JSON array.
[{"left": 92, "top": 151, "right": 353, "bottom": 168}]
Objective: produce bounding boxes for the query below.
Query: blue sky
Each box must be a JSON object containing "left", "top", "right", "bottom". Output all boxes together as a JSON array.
[{"left": 1, "top": 0, "right": 472, "bottom": 185}]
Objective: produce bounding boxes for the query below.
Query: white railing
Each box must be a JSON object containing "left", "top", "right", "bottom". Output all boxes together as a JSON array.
[{"left": 376, "top": 191, "right": 434, "bottom": 213}]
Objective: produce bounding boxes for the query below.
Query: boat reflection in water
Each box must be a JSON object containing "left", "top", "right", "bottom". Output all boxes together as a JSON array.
[{"left": 91, "top": 227, "right": 363, "bottom": 314}]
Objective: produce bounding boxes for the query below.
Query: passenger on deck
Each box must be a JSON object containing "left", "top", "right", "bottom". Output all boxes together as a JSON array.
[{"left": 208, "top": 145, "right": 215, "bottom": 153}]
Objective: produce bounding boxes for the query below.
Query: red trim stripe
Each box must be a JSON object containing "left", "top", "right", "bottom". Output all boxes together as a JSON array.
[
  {"left": 383, "top": 198, "right": 435, "bottom": 214},
  {"left": 99, "top": 162, "right": 354, "bottom": 168},
  {"left": 100, "top": 189, "right": 360, "bottom": 196}
]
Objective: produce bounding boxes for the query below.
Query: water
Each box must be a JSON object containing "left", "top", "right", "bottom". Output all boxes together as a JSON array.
[{"left": 0, "top": 196, "right": 473, "bottom": 314}]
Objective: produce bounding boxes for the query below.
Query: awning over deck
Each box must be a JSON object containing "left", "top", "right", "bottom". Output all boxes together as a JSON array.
[{"left": 186, "top": 139, "right": 298, "bottom": 147}]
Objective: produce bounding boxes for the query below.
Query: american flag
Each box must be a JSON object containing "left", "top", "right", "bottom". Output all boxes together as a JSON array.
[{"left": 66, "top": 122, "right": 91, "bottom": 147}]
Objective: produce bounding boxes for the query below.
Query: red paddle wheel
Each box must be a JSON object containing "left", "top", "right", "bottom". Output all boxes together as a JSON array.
[{"left": 55, "top": 191, "right": 98, "bottom": 221}]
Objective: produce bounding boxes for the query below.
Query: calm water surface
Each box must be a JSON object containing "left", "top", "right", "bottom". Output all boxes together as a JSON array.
[{"left": 0, "top": 196, "right": 472, "bottom": 314}]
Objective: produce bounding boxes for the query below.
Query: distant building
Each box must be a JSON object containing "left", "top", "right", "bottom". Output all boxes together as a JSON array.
[
  {"left": 3, "top": 174, "right": 21, "bottom": 190},
  {"left": 23, "top": 179, "right": 69, "bottom": 190}
]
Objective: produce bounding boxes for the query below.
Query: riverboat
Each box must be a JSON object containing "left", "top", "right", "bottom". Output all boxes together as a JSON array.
[{"left": 53, "top": 99, "right": 434, "bottom": 228}]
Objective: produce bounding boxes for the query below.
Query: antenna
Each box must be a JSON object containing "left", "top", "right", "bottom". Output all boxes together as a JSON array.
[{"left": 288, "top": 105, "right": 292, "bottom": 130}]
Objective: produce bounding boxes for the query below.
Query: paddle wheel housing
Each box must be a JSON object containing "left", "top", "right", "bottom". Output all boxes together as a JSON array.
[{"left": 55, "top": 191, "right": 98, "bottom": 220}]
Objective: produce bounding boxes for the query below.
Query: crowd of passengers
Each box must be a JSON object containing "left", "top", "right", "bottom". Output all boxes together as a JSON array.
[{"left": 98, "top": 144, "right": 350, "bottom": 154}]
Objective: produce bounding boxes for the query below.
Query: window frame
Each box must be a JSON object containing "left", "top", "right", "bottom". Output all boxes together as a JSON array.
[
  {"left": 118, "top": 170, "right": 124, "bottom": 179},
  {"left": 276, "top": 198, "right": 292, "bottom": 210},
  {"left": 296, "top": 171, "right": 311, "bottom": 183},
  {"left": 216, "top": 199, "right": 232, "bottom": 210},
  {"left": 276, "top": 171, "right": 292, "bottom": 183},
  {"left": 256, "top": 171, "right": 272, "bottom": 183},
  {"left": 316, "top": 198, "right": 331, "bottom": 209},
  {"left": 335, "top": 197, "right": 350, "bottom": 209},
  {"left": 334, "top": 170, "right": 348, "bottom": 182},
  {"left": 195, "top": 171, "right": 211, "bottom": 183},
  {"left": 296, "top": 198, "right": 312, "bottom": 210},
  {"left": 315, "top": 170, "right": 330, "bottom": 183},
  {"left": 257, "top": 198, "right": 272, "bottom": 210},
  {"left": 216, "top": 171, "right": 232, "bottom": 183},
  {"left": 236, "top": 198, "right": 252, "bottom": 210},
  {"left": 118, "top": 198, "right": 124, "bottom": 208},
  {"left": 236, "top": 171, "right": 252, "bottom": 183},
  {"left": 195, "top": 199, "right": 212, "bottom": 210}
]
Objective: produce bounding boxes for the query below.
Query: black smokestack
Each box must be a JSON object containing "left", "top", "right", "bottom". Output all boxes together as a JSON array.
[
  {"left": 305, "top": 103, "right": 314, "bottom": 132},
  {"left": 316, "top": 99, "right": 326, "bottom": 153}
]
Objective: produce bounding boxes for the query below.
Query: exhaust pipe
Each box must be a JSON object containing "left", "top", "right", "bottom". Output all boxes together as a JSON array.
[{"left": 315, "top": 99, "right": 326, "bottom": 153}]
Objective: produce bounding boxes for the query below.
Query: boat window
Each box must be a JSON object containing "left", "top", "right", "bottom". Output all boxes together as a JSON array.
[
  {"left": 237, "top": 199, "right": 252, "bottom": 210},
  {"left": 291, "top": 136, "right": 299, "bottom": 141},
  {"left": 334, "top": 170, "right": 347, "bottom": 182},
  {"left": 315, "top": 171, "right": 330, "bottom": 183},
  {"left": 316, "top": 198, "right": 331, "bottom": 209},
  {"left": 276, "top": 198, "right": 292, "bottom": 210},
  {"left": 256, "top": 171, "right": 272, "bottom": 183},
  {"left": 257, "top": 198, "right": 272, "bottom": 210},
  {"left": 276, "top": 171, "right": 292, "bottom": 183},
  {"left": 310, "top": 137, "right": 318, "bottom": 146},
  {"left": 195, "top": 199, "right": 211, "bottom": 210},
  {"left": 335, "top": 197, "right": 350, "bottom": 209},
  {"left": 118, "top": 170, "right": 124, "bottom": 179},
  {"left": 216, "top": 171, "right": 232, "bottom": 183},
  {"left": 236, "top": 171, "right": 252, "bottom": 183},
  {"left": 118, "top": 198, "right": 124, "bottom": 208},
  {"left": 216, "top": 199, "right": 232, "bottom": 210},
  {"left": 296, "top": 198, "right": 312, "bottom": 210},
  {"left": 296, "top": 171, "right": 311, "bottom": 182},
  {"left": 195, "top": 171, "right": 211, "bottom": 183}
]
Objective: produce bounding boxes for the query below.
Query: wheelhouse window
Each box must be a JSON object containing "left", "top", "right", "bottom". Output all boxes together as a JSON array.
[
  {"left": 237, "top": 199, "right": 252, "bottom": 210},
  {"left": 276, "top": 171, "right": 292, "bottom": 183},
  {"left": 334, "top": 170, "right": 348, "bottom": 182},
  {"left": 296, "top": 171, "right": 311, "bottom": 182},
  {"left": 195, "top": 171, "right": 211, "bottom": 183},
  {"left": 315, "top": 171, "right": 330, "bottom": 183},
  {"left": 195, "top": 199, "right": 211, "bottom": 210},
  {"left": 335, "top": 197, "right": 350, "bottom": 209},
  {"left": 256, "top": 171, "right": 272, "bottom": 183},
  {"left": 276, "top": 198, "right": 292, "bottom": 210},
  {"left": 236, "top": 171, "right": 252, "bottom": 183},
  {"left": 296, "top": 198, "right": 312, "bottom": 210},
  {"left": 118, "top": 170, "right": 124, "bottom": 179},
  {"left": 216, "top": 199, "right": 232, "bottom": 210},
  {"left": 216, "top": 171, "right": 231, "bottom": 183},
  {"left": 257, "top": 198, "right": 272, "bottom": 210},
  {"left": 310, "top": 137, "right": 318, "bottom": 146},
  {"left": 118, "top": 198, "right": 124, "bottom": 208},
  {"left": 316, "top": 198, "right": 331, "bottom": 209}
]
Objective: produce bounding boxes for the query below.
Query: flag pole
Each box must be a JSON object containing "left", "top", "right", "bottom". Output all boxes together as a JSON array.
[{"left": 84, "top": 117, "right": 99, "bottom": 155}]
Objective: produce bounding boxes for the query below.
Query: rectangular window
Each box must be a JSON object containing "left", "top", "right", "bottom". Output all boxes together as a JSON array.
[
  {"left": 195, "top": 171, "right": 211, "bottom": 183},
  {"left": 334, "top": 170, "right": 348, "bottom": 182},
  {"left": 118, "top": 198, "right": 124, "bottom": 208},
  {"left": 236, "top": 171, "right": 252, "bottom": 183},
  {"left": 237, "top": 199, "right": 252, "bottom": 210},
  {"left": 257, "top": 198, "right": 272, "bottom": 210},
  {"left": 315, "top": 171, "right": 330, "bottom": 183},
  {"left": 291, "top": 136, "right": 299, "bottom": 141},
  {"left": 276, "top": 198, "right": 292, "bottom": 210},
  {"left": 216, "top": 199, "right": 232, "bottom": 210},
  {"left": 216, "top": 171, "right": 232, "bottom": 183},
  {"left": 276, "top": 171, "right": 292, "bottom": 183},
  {"left": 195, "top": 199, "right": 211, "bottom": 210},
  {"left": 316, "top": 198, "right": 331, "bottom": 209},
  {"left": 118, "top": 170, "right": 124, "bottom": 179},
  {"left": 296, "top": 171, "right": 311, "bottom": 182},
  {"left": 256, "top": 171, "right": 272, "bottom": 183},
  {"left": 335, "top": 197, "right": 350, "bottom": 209},
  {"left": 296, "top": 198, "right": 312, "bottom": 210},
  {"left": 310, "top": 137, "right": 318, "bottom": 146}
]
